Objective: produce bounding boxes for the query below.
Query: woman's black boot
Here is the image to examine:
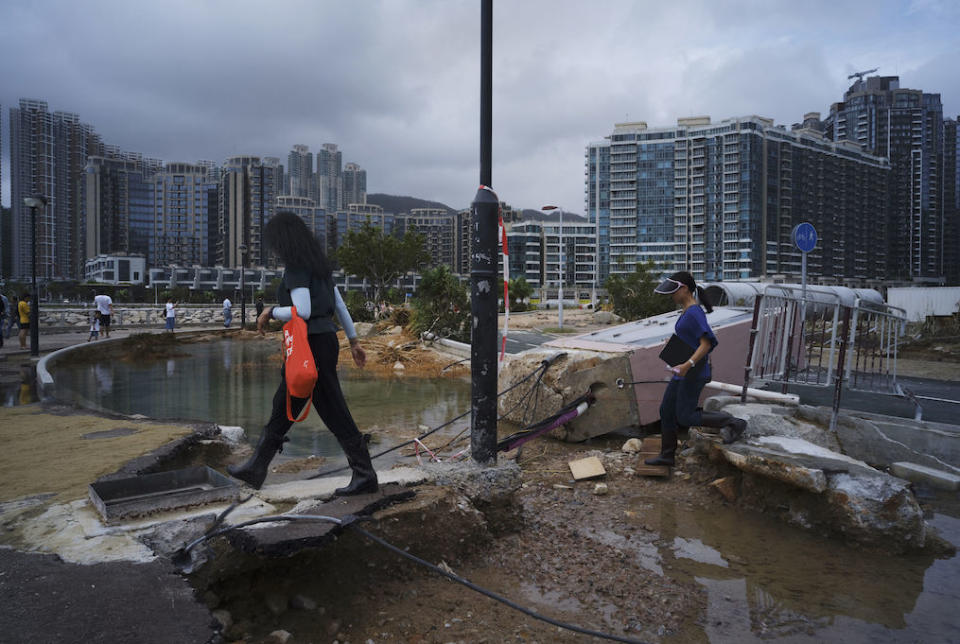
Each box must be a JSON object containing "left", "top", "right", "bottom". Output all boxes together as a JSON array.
[
  {"left": 644, "top": 425, "right": 677, "bottom": 466},
  {"left": 227, "top": 428, "right": 288, "bottom": 489},
  {"left": 699, "top": 411, "right": 747, "bottom": 444},
  {"left": 335, "top": 433, "right": 379, "bottom": 496}
]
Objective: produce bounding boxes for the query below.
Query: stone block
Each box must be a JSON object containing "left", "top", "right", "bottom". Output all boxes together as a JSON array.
[{"left": 890, "top": 462, "right": 960, "bottom": 491}]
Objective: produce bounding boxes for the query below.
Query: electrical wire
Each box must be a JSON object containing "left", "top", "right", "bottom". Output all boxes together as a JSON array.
[{"left": 176, "top": 513, "right": 648, "bottom": 644}]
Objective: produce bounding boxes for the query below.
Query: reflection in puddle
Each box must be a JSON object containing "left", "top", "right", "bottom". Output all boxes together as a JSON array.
[
  {"left": 49, "top": 338, "right": 472, "bottom": 463},
  {"left": 622, "top": 493, "right": 960, "bottom": 642}
]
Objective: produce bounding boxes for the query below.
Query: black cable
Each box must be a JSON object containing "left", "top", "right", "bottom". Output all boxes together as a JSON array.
[
  {"left": 308, "top": 362, "right": 549, "bottom": 479},
  {"left": 177, "top": 512, "right": 647, "bottom": 644},
  {"left": 349, "top": 524, "right": 648, "bottom": 644}
]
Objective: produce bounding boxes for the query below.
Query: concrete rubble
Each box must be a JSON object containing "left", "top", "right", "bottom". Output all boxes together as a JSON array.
[{"left": 686, "top": 398, "right": 959, "bottom": 552}]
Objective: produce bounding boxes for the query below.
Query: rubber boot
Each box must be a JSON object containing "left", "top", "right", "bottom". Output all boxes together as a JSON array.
[
  {"left": 699, "top": 410, "right": 747, "bottom": 445},
  {"left": 335, "top": 433, "right": 379, "bottom": 496},
  {"left": 644, "top": 425, "right": 677, "bottom": 466},
  {"left": 227, "top": 428, "right": 289, "bottom": 489}
]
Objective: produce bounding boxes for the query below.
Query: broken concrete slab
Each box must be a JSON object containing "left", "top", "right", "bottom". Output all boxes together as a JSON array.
[
  {"left": 223, "top": 484, "right": 415, "bottom": 556},
  {"left": 890, "top": 462, "right": 960, "bottom": 491},
  {"left": 686, "top": 400, "right": 936, "bottom": 552},
  {"left": 255, "top": 466, "right": 433, "bottom": 504}
]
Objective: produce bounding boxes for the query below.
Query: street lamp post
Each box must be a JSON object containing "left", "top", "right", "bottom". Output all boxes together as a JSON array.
[
  {"left": 541, "top": 205, "right": 563, "bottom": 329},
  {"left": 238, "top": 244, "right": 248, "bottom": 330},
  {"left": 23, "top": 195, "right": 48, "bottom": 356}
]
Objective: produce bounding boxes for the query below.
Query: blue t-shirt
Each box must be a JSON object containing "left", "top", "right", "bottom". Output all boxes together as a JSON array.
[{"left": 674, "top": 306, "right": 718, "bottom": 380}]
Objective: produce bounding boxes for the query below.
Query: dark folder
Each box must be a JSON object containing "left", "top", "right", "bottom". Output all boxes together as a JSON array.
[{"left": 659, "top": 334, "right": 706, "bottom": 380}]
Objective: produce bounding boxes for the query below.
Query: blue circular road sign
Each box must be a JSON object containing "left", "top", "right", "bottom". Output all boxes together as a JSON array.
[{"left": 793, "top": 222, "right": 817, "bottom": 253}]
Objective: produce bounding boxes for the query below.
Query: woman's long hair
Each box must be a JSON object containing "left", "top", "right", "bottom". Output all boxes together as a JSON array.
[
  {"left": 670, "top": 270, "right": 714, "bottom": 313},
  {"left": 263, "top": 211, "right": 332, "bottom": 279}
]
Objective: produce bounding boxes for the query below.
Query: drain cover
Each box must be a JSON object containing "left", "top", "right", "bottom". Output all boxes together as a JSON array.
[{"left": 89, "top": 466, "right": 239, "bottom": 522}]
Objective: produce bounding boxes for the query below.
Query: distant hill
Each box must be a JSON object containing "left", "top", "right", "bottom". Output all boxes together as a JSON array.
[{"left": 366, "top": 194, "right": 457, "bottom": 215}]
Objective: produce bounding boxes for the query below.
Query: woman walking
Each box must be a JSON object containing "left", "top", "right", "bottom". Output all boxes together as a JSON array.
[
  {"left": 228, "top": 212, "right": 377, "bottom": 495},
  {"left": 645, "top": 272, "right": 747, "bottom": 466}
]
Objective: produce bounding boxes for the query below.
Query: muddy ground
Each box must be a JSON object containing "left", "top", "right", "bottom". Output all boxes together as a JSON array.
[{"left": 202, "top": 434, "right": 717, "bottom": 644}]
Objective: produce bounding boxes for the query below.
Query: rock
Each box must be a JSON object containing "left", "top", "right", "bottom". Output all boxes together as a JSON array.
[
  {"left": 593, "top": 482, "right": 609, "bottom": 496},
  {"left": 708, "top": 477, "right": 738, "bottom": 502},
  {"left": 217, "top": 425, "right": 245, "bottom": 444},
  {"left": 265, "top": 592, "right": 287, "bottom": 616},
  {"left": 211, "top": 609, "right": 232, "bottom": 631},
  {"left": 267, "top": 630, "right": 292, "bottom": 643},
  {"left": 290, "top": 594, "right": 318, "bottom": 610},
  {"left": 621, "top": 438, "right": 642, "bottom": 453},
  {"left": 393, "top": 361, "right": 405, "bottom": 371},
  {"left": 389, "top": 325, "right": 403, "bottom": 334}
]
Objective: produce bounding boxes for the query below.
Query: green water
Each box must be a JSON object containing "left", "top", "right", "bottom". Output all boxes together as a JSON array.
[{"left": 50, "top": 338, "right": 471, "bottom": 460}]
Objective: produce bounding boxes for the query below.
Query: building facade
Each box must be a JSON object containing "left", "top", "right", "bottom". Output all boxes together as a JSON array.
[
  {"left": 218, "top": 156, "right": 278, "bottom": 268},
  {"left": 585, "top": 141, "right": 611, "bottom": 285},
  {"left": 10, "top": 99, "right": 104, "bottom": 280},
  {"left": 945, "top": 118, "right": 960, "bottom": 286},
  {"left": 152, "top": 163, "right": 219, "bottom": 267},
  {"left": 316, "top": 143, "right": 343, "bottom": 211},
  {"left": 588, "top": 115, "right": 890, "bottom": 285},
  {"left": 286, "top": 144, "right": 313, "bottom": 199},
  {"left": 394, "top": 208, "right": 456, "bottom": 270},
  {"left": 823, "top": 76, "right": 945, "bottom": 283},
  {"left": 342, "top": 162, "right": 367, "bottom": 207}
]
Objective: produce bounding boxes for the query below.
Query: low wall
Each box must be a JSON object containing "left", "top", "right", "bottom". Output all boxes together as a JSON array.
[{"left": 29, "top": 306, "right": 245, "bottom": 332}]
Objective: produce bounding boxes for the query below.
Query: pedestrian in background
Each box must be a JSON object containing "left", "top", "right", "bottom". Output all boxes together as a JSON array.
[
  {"left": 18, "top": 293, "right": 31, "bottom": 350},
  {"left": 88, "top": 311, "right": 101, "bottom": 342},
  {"left": 223, "top": 297, "right": 233, "bottom": 328},
  {"left": 165, "top": 299, "right": 177, "bottom": 332},
  {"left": 255, "top": 296, "right": 264, "bottom": 319},
  {"left": 94, "top": 292, "right": 113, "bottom": 338}
]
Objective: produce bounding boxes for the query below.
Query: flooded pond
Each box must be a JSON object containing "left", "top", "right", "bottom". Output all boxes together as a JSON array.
[
  {"left": 49, "top": 338, "right": 471, "bottom": 462},
  {"left": 638, "top": 491, "right": 960, "bottom": 643}
]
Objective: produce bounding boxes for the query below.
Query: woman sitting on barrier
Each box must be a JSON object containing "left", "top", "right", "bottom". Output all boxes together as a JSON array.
[{"left": 645, "top": 271, "right": 747, "bottom": 467}]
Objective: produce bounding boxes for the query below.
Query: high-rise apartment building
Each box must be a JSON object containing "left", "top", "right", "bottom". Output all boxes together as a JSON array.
[
  {"left": 218, "top": 156, "right": 278, "bottom": 268},
  {"left": 153, "top": 163, "right": 219, "bottom": 267},
  {"left": 316, "top": 143, "right": 343, "bottom": 211},
  {"left": 944, "top": 118, "right": 960, "bottom": 285},
  {"left": 83, "top": 156, "right": 150, "bottom": 261},
  {"left": 587, "top": 115, "right": 890, "bottom": 284},
  {"left": 342, "top": 162, "right": 367, "bottom": 206},
  {"left": 10, "top": 99, "right": 104, "bottom": 280},
  {"left": 395, "top": 208, "right": 456, "bottom": 270},
  {"left": 505, "top": 221, "right": 544, "bottom": 288},
  {"left": 585, "top": 142, "right": 611, "bottom": 286},
  {"left": 823, "top": 76, "right": 945, "bottom": 283},
  {"left": 286, "top": 145, "right": 313, "bottom": 199}
]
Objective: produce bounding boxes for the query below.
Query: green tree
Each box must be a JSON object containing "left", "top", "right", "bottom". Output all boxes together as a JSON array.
[
  {"left": 508, "top": 276, "right": 533, "bottom": 312},
  {"left": 337, "top": 223, "right": 429, "bottom": 305},
  {"left": 410, "top": 265, "right": 470, "bottom": 342},
  {"left": 604, "top": 261, "right": 676, "bottom": 321}
]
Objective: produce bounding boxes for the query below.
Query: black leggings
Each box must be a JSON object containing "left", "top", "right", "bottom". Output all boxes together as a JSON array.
[{"left": 266, "top": 332, "right": 362, "bottom": 445}]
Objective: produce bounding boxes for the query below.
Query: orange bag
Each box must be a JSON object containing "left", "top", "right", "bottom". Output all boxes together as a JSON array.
[{"left": 282, "top": 306, "right": 318, "bottom": 422}]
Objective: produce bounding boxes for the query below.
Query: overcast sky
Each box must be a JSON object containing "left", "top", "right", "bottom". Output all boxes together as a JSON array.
[{"left": 2, "top": 0, "right": 958, "bottom": 213}]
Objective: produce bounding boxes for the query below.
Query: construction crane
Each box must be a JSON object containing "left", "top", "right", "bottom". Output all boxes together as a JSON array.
[{"left": 848, "top": 68, "right": 878, "bottom": 82}]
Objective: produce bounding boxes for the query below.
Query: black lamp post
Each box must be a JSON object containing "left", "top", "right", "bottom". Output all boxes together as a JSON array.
[
  {"left": 239, "top": 243, "right": 247, "bottom": 330},
  {"left": 23, "top": 195, "right": 47, "bottom": 356}
]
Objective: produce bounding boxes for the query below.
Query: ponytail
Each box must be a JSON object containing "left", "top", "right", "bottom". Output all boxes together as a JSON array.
[{"left": 696, "top": 285, "right": 714, "bottom": 313}]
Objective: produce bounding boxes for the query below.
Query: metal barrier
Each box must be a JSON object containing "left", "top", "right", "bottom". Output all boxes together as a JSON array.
[{"left": 741, "top": 285, "right": 909, "bottom": 429}]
